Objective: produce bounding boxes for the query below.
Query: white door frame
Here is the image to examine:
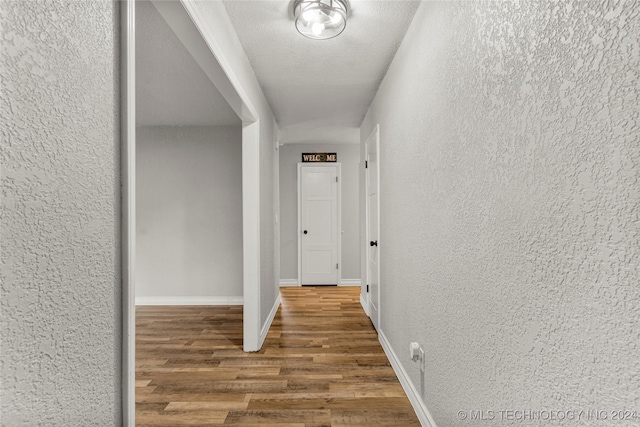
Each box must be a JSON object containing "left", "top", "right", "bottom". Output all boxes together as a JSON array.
[
  {"left": 365, "top": 125, "right": 380, "bottom": 329},
  {"left": 121, "top": 1, "right": 262, "bottom": 424},
  {"left": 121, "top": 2, "right": 135, "bottom": 424},
  {"left": 297, "top": 163, "right": 342, "bottom": 286}
]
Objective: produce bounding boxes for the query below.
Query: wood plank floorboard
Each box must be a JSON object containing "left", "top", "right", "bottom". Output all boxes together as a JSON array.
[{"left": 136, "top": 286, "right": 420, "bottom": 426}]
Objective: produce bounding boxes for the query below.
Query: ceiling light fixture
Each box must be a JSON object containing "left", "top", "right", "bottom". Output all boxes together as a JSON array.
[{"left": 293, "top": 0, "right": 348, "bottom": 40}]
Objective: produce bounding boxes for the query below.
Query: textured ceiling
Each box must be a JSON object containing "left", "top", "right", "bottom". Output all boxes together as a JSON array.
[
  {"left": 223, "top": 0, "right": 421, "bottom": 143},
  {"left": 136, "top": 1, "right": 240, "bottom": 127}
]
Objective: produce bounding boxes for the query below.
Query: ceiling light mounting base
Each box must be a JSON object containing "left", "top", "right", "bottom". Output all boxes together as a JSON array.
[{"left": 293, "top": 0, "right": 348, "bottom": 40}]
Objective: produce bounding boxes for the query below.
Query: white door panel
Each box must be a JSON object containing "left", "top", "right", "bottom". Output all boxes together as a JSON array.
[
  {"left": 300, "top": 165, "right": 339, "bottom": 285},
  {"left": 366, "top": 127, "right": 380, "bottom": 331},
  {"left": 306, "top": 200, "right": 333, "bottom": 245},
  {"left": 368, "top": 193, "right": 379, "bottom": 316},
  {"left": 307, "top": 251, "right": 333, "bottom": 273}
]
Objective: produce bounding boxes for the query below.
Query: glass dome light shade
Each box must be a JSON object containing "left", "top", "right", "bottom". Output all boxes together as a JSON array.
[{"left": 294, "top": 0, "right": 348, "bottom": 40}]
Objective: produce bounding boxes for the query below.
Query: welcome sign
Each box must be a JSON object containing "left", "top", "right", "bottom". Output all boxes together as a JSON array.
[{"left": 302, "top": 153, "right": 337, "bottom": 162}]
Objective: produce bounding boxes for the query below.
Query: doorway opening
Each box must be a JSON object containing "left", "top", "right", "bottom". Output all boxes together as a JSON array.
[
  {"left": 134, "top": 0, "right": 243, "bottom": 306},
  {"left": 121, "top": 1, "right": 262, "bottom": 424}
]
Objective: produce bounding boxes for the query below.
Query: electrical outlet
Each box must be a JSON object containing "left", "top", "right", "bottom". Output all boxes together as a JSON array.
[
  {"left": 410, "top": 342, "right": 420, "bottom": 361},
  {"left": 419, "top": 347, "right": 425, "bottom": 372}
]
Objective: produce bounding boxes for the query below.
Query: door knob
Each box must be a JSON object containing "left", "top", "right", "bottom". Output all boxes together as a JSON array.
[
  {"left": 370, "top": 240, "right": 377, "bottom": 247},
  {"left": 303, "top": 230, "right": 308, "bottom": 234}
]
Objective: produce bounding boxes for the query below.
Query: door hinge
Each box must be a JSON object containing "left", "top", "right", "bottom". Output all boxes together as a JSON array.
[
  {"left": 336, "top": 263, "right": 339, "bottom": 270},
  {"left": 336, "top": 176, "right": 338, "bottom": 182},
  {"left": 365, "top": 160, "right": 368, "bottom": 168},
  {"left": 366, "top": 284, "right": 369, "bottom": 292}
]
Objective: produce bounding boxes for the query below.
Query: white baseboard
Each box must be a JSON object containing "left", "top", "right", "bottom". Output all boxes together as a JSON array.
[
  {"left": 360, "top": 293, "right": 369, "bottom": 316},
  {"left": 135, "top": 296, "right": 243, "bottom": 306},
  {"left": 280, "top": 279, "right": 361, "bottom": 287},
  {"left": 378, "top": 330, "right": 438, "bottom": 427},
  {"left": 259, "top": 293, "right": 281, "bottom": 348},
  {"left": 279, "top": 279, "right": 299, "bottom": 287}
]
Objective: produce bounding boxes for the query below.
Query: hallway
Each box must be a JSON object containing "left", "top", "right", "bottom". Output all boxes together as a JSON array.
[{"left": 136, "top": 287, "right": 420, "bottom": 426}]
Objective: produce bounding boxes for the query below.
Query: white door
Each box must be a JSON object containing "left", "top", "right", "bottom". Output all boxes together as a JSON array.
[
  {"left": 300, "top": 165, "right": 339, "bottom": 285},
  {"left": 366, "top": 127, "right": 380, "bottom": 331}
]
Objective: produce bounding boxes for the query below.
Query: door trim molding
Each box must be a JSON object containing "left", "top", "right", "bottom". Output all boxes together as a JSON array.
[
  {"left": 365, "top": 124, "right": 380, "bottom": 329},
  {"left": 120, "top": 1, "right": 135, "bottom": 424},
  {"left": 297, "top": 163, "right": 342, "bottom": 286}
]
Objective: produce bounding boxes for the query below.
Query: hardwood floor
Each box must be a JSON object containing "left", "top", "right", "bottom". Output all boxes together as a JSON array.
[{"left": 136, "top": 286, "right": 420, "bottom": 426}]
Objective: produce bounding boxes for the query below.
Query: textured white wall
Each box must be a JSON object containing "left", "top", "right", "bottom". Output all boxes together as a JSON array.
[
  {"left": 361, "top": 1, "right": 640, "bottom": 426},
  {"left": 136, "top": 126, "right": 242, "bottom": 299},
  {"left": 1, "top": 0, "right": 120, "bottom": 425},
  {"left": 279, "top": 143, "right": 361, "bottom": 281},
  {"left": 189, "top": 2, "right": 279, "bottom": 326}
]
